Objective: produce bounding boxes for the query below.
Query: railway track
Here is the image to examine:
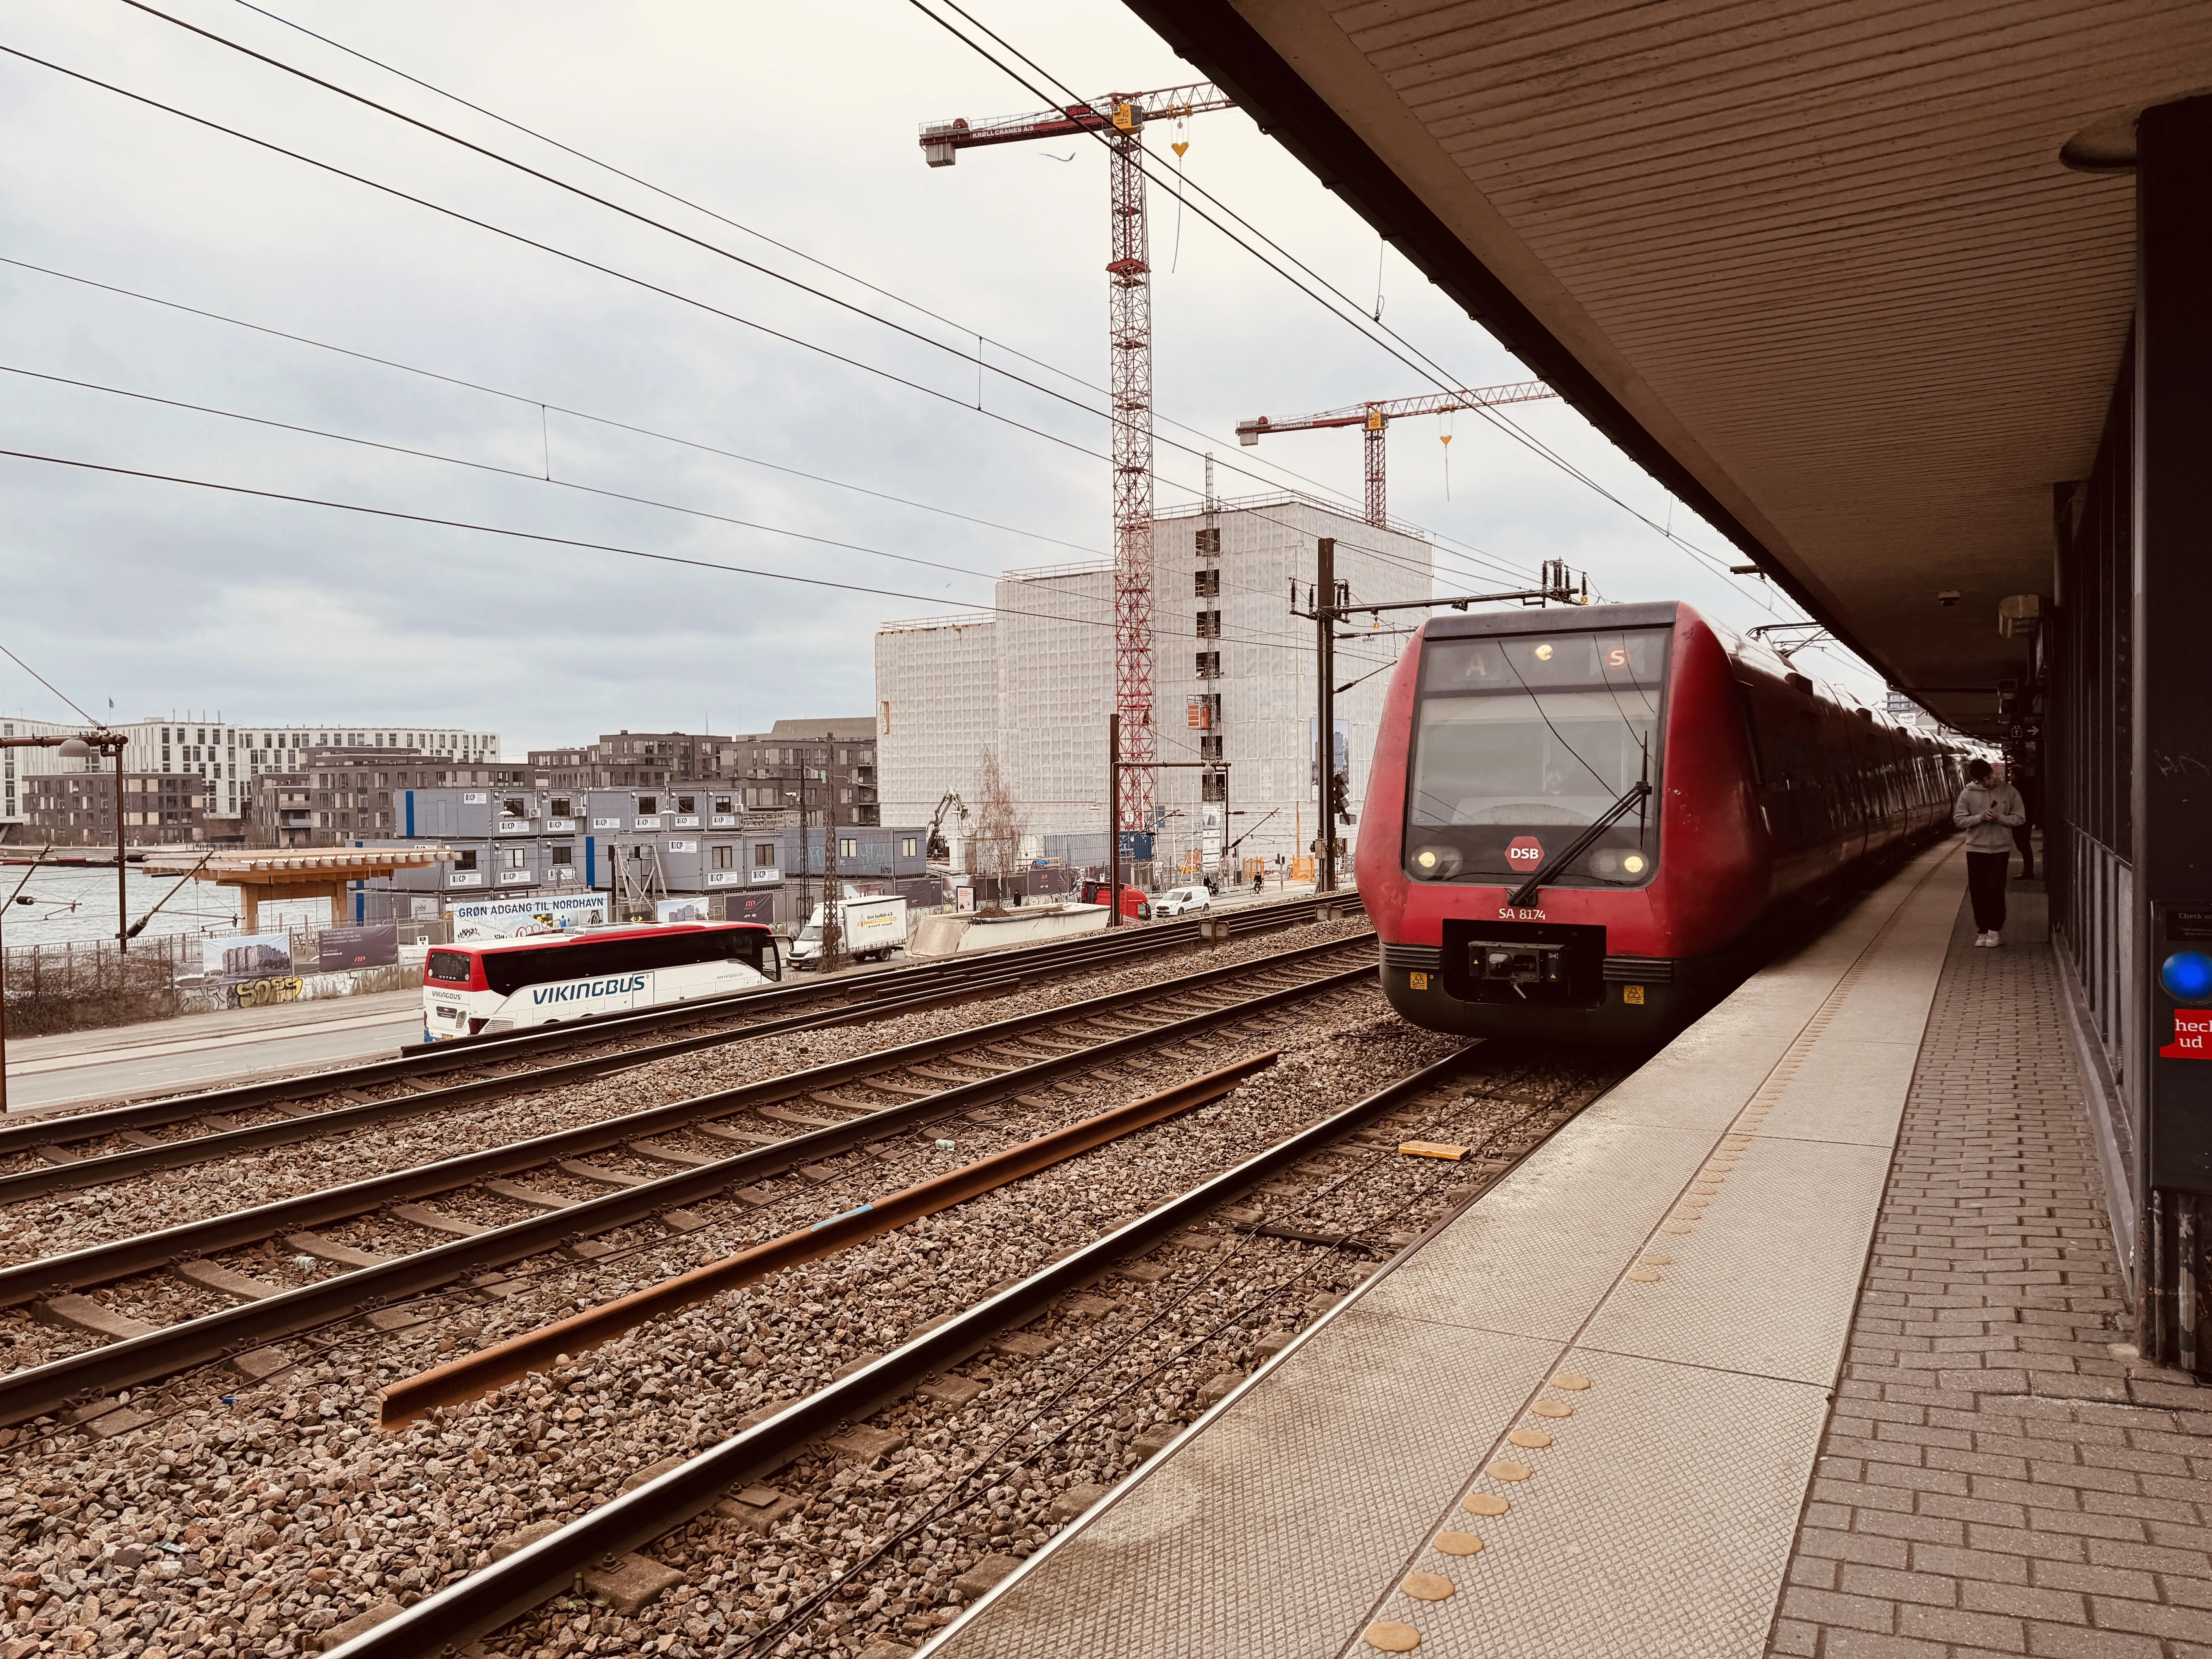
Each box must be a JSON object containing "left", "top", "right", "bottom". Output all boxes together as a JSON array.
[
  {"left": 0, "top": 929, "right": 1383, "bottom": 1431},
  {"left": 325, "top": 1044, "right": 1612, "bottom": 1658},
  {"left": 0, "top": 891, "right": 1361, "bottom": 1199}
]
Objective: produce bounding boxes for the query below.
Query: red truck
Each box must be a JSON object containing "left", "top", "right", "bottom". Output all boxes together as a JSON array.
[{"left": 1080, "top": 879, "right": 1151, "bottom": 921}]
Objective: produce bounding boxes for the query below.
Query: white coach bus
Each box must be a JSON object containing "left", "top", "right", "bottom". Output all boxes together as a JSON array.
[{"left": 419, "top": 921, "right": 780, "bottom": 1042}]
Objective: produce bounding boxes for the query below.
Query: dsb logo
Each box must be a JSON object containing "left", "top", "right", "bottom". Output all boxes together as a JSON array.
[{"left": 1506, "top": 836, "right": 1544, "bottom": 864}]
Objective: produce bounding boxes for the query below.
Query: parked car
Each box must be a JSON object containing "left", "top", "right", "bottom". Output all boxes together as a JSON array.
[
  {"left": 1079, "top": 879, "right": 1151, "bottom": 921},
  {"left": 1154, "top": 884, "right": 1212, "bottom": 917}
]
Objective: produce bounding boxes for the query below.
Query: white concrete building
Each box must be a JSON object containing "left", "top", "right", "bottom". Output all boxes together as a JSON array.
[{"left": 875, "top": 494, "right": 1434, "bottom": 873}]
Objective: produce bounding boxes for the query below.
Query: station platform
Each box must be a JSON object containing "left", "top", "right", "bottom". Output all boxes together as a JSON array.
[{"left": 926, "top": 840, "right": 2201, "bottom": 1658}]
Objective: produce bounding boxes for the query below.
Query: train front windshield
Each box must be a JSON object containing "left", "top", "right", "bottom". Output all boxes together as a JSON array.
[{"left": 1405, "top": 628, "right": 1669, "bottom": 886}]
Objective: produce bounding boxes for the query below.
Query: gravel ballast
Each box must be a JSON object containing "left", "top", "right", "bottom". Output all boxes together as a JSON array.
[{"left": 0, "top": 926, "right": 1609, "bottom": 1659}]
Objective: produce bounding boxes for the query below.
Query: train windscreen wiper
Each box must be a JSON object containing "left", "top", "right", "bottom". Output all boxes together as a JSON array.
[{"left": 1505, "top": 779, "right": 1653, "bottom": 908}]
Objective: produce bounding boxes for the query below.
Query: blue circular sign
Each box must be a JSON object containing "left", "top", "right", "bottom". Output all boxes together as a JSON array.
[{"left": 2160, "top": 950, "right": 2212, "bottom": 1004}]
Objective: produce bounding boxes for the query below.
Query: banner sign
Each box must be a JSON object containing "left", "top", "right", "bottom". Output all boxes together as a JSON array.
[
  {"left": 204, "top": 932, "right": 293, "bottom": 985},
  {"left": 317, "top": 924, "right": 399, "bottom": 973},
  {"left": 446, "top": 892, "right": 608, "bottom": 942},
  {"left": 721, "top": 892, "right": 776, "bottom": 925}
]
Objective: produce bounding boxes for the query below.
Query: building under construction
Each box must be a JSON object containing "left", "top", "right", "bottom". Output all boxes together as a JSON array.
[{"left": 875, "top": 494, "right": 1434, "bottom": 876}]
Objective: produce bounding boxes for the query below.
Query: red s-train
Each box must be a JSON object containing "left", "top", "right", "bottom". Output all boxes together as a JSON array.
[{"left": 1356, "top": 601, "right": 1970, "bottom": 1042}]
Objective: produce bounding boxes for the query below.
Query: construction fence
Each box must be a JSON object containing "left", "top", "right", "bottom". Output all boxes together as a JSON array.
[{"left": 3, "top": 919, "right": 435, "bottom": 1039}]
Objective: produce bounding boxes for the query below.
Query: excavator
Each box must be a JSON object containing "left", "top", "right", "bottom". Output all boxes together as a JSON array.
[{"left": 924, "top": 792, "right": 969, "bottom": 864}]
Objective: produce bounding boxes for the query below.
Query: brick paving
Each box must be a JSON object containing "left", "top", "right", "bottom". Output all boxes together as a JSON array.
[{"left": 1768, "top": 888, "right": 2212, "bottom": 1659}]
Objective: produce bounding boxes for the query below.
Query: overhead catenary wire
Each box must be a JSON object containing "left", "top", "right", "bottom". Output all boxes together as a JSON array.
[
  {"left": 9, "top": 22, "right": 1621, "bottom": 715},
  {"left": 906, "top": 0, "right": 1797, "bottom": 614},
  {"left": 0, "top": 47, "right": 1535, "bottom": 605},
  {"left": 0, "top": 256, "right": 1105, "bottom": 562},
  {"left": 0, "top": 359, "right": 1380, "bottom": 664},
  {"left": 0, "top": 640, "right": 100, "bottom": 726},
  {"left": 43, "top": 4, "right": 1748, "bottom": 628},
  {"left": 0, "top": 251, "right": 1466, "bottom": 649},
  {"left": 198, "top": 0, "right": 1541, "bottom": 594},
  {"left": 81, "top": 1, "right": 1548, "bottom": 603},
  {"left": 0, "top": 445, "right": 1403, "bottom": 677}
]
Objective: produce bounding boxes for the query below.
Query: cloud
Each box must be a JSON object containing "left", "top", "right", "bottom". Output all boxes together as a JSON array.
[{"left": 0, "top": 0, "right": 1863, "bottom": 756}]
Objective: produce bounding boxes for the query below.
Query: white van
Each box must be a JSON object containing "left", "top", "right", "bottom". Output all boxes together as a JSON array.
[{"left": 1154, "top": 884, "right": 1213, "bottom": 917}]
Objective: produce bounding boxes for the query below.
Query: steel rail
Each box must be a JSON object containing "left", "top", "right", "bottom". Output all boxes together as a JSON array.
[
  {"left": 0, "top": 889, "right": 1361, "bottom": 1157},
  {"left": 0, "top": 934, "right": 1370, "bottom": 1304},
  {"left": 322, "top": 1046, "right": 1477, "bottom": 1659},
  {"left": 378, "top": 1051, "right": 1281, "bottom": 1426},
  {"left": 0, "top": 956, "right": 1379, "bottom": 1425},
  {"left": 389, "top": 887, "right": 1355, "bottom": 1060},
  {"left": 0, "top": 965, "right": 1047, "bottom": 1203},
  {"left": 0, "top": 916, "right": 1367, "bottom": 1204},
  {"left": 386, "top": 895, "right": 1290, "bottom": 1060}
]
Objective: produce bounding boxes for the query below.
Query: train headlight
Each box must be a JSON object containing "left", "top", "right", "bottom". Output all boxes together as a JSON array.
[
  {"left": 1591, "top": 850, "right": 1621, "bottom": 875},
  {"left": 1410, "top": 845, "right": 1463, "bottom": 879},
  {"left": 1622, "top": 852, "right": 1648, "bottom": 876},
  {"left": 2162, "top": 950, "right": 2212, "bottom": 1004}
]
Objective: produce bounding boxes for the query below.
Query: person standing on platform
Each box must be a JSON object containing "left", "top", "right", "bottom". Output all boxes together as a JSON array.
[{"left": 1954, "top": 757, "right": 2027, "bottom": 947}]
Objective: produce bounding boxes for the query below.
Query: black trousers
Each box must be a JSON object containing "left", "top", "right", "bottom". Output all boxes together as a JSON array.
[
  {"left": 1967, "top": 851, "right": 2010, "bottom": 934},
  {"left": 2012, "top": 823, "right": 2036, "bottom": 875}
]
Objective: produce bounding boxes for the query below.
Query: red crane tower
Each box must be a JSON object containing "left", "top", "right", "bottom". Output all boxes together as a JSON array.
[
  {"left": 922, "top": 84, "right": 1233, "bottom": 837},
  {"left": 1237, "top": 380, "right": 1558, "bottom": 528}
]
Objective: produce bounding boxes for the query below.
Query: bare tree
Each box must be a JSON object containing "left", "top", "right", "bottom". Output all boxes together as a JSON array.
[{"left": 970, "top": 750, "right": 1029, "bottom": 882}]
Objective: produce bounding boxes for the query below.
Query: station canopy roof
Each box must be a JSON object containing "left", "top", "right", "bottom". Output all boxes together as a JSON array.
[{"left": 1129, "top": 0, "right": 2212, "bottom": 731}]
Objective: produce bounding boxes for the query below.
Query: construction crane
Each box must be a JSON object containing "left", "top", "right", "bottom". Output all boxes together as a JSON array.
[
  {"left": 922, "top": 83, "right": 1233, "bottom": 838},
  {"left": 1237, "top": 380, "right": 1559, "bottom": 528}
]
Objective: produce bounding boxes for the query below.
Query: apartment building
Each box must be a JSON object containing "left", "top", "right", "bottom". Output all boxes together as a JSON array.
[
  {"left": 527, "top": 720, "right": 879, "bottom": 826},
  {"left": 350, "top": 784, "right": 924, "bottom": 927},
  {"left": 1, "top": 713, "right": 501, "bottom": 834},
  {"left": 247, "top": 747, "right": 532, "bottom": 847},
  {"left": 14, "top": 771, "right": 212, "bottom": 845}
]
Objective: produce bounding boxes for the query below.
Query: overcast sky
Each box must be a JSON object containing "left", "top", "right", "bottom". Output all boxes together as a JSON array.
[{"left": 0, "top": 0, "right": 1857, "bottom": 756}]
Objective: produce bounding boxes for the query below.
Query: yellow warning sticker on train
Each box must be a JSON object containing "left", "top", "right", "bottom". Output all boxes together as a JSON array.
[
  {"left": 1410, "top": 971, "right": 1429, "bottom": 990},
  {"left": 1623, "top": 984, "right": 1646, "bottom": 1004},
  {"left": 1399, "top": 1141, "right": 1470, "bottom": 1160}
]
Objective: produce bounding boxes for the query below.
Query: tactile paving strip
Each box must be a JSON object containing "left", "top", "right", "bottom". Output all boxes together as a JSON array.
[
  {"left": 931, "top": 1307, "right": 1558, "bottom": 1659},
  {"left": 1750, "top": 1032, "right": 1923, "bottom": 1147},
  {"left": 1355, "top": 1121, "right": 1710, "bottom": 1343},
  {"left": 1577, "top": 1132, "right": 1894, "bottom": 1384},
  {"left": 1367, "top": 1350, "right": 1832, "bottom": 1658}
]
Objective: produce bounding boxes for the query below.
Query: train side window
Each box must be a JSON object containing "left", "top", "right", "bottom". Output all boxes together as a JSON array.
[{"left": 1731, "top": 681, "right": 1768, "bottom": 785}]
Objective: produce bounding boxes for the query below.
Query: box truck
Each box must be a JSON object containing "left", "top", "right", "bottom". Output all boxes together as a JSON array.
[{"left": 789, "top": 895, "right": 910, "bottom": 968}]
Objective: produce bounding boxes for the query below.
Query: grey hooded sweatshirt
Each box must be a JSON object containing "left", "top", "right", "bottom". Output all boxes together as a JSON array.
[{"left": 1953, "top": 781, "right": 2026, "bottom": 853}]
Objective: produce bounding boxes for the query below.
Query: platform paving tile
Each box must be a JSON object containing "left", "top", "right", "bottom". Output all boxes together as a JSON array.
[
  {"left": 1764, "top": 890, "right": 2212, "bottom": 1659},
  {"left": 917, "top": 1305, "right": 1558, "bottom": 1659}
]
